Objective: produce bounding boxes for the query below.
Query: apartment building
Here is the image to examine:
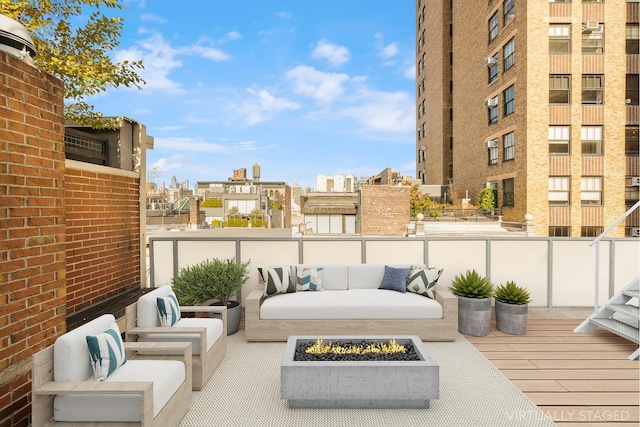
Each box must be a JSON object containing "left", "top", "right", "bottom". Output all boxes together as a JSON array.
[{"left": 416, "top": 0, "right": 639, "bottom": 237}]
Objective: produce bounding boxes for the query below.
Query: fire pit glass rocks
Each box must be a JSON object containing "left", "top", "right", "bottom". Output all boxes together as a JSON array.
[{"left": 281, "top": 335, "right": 439, "bottom": 409}]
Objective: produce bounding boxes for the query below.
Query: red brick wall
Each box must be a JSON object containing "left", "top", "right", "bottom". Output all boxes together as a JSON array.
[
  {"left": 0, "top": 52, "right": 66, "bottom": 427},
  {"left": 360, "top": 185, "right": 411, "bottom": 236},
  {"left": 65, "top": 168, "right": 141, "bottom": 314}
]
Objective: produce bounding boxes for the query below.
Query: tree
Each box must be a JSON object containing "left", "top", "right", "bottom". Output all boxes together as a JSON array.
[
  {"left": 1, "top": 0, "right": 144, "bottom": 128},
  {"left": 478, "top": 186, "right": 496, "bottom": 211},
  {"left": 404, "top": 181, "right": 432, "bottom": 217}
]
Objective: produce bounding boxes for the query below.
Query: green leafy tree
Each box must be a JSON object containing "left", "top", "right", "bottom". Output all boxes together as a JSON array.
[
  {"left": 1, "top": 0, "right": 144, "bottom": 128},
  {"left": 405, "top": 182, "right": 432, "bottom": 216},
  {"left": 478, "top": 186, "right": 496, "bottom": 210}
]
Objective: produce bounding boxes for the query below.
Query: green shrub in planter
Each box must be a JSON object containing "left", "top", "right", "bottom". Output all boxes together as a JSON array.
[
  {"left": 449, "top": 269, "right": 493, "bottom": 337},
  {"left": 494, "top": 281, "right": 531, "bottom": 305},
  {"left": 449, "top": 269, "right": 493, "bottom": 299}
]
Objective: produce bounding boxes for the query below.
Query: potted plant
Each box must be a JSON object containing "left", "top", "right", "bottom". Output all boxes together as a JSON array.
[
  {"left": 494, "top": 281, "right": 531, "bottom": 335},
  {"left": 171, "top": 257, "right": 250, "bottom": 335},
  {"left": 449, "top": 269, "right": 494, "bottom": 337}
]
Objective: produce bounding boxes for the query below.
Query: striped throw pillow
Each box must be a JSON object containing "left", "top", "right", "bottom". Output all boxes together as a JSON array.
[
  {"left": 157, "top": 291, "right": 181, "bottom": 327},
  {"left": 86, "top": 322, "right": 127, "bottom": 381},
  {"left": 264, "top": 267, "right": 295, "bottom": 297}
]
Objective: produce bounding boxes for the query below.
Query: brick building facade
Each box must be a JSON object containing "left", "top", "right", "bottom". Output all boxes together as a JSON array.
[{"left": 359, "top": 185, "right": 411, "bottom": 236}]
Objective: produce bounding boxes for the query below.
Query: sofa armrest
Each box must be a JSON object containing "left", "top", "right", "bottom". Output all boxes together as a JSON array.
[{"left": 433, "top": 285, "right": 458, "bottom": 316}]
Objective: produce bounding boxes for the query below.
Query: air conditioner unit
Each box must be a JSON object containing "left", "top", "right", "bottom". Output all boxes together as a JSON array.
[
  {"left": 484, "top": 139, "right": 498, "bottom": 149},
  {"left": 421, "top": 145, "right": 426, "bottom": 151},
  {"left": 632, "top": 228, "right": 640, "bottom": 238},
  {"left": 582, "top": 21, "right": 600, "bottom": 32},
  {"left": 484, "top": 98, "right": 498, "bottom": 108},
  {"left": 632, "top": 177, "right": 640, "bottom": 186},
  {"left": 483, "top": 56, "right": 497, "bottom": 67}
]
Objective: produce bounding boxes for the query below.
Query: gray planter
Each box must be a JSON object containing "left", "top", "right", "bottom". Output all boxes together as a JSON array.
[
  {"left": 210, "top": 301, "right": 241, "bottom": 335},
  {"left": 457, "top": 295, "right": 492, "bottom": 337},
  {"left": 495, "top": 300, "right": 528, "bottom": 335}
]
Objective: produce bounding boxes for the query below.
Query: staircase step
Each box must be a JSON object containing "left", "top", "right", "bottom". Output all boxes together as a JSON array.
[
  {"left": 624, "top": 289, "right": 640, "bottom": 299},
  {"left": 590, "top": 318, "right": 640, "bottom": 344},
  {"left": 608, "top": 303, "right": 640, "bottom": 319}
]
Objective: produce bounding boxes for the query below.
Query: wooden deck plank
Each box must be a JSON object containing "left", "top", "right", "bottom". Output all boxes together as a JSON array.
[
  {"left": 503, "top": 369, "right": 640, "bottom": 380},
  {"left": 538, "top": 406, "right": 639, "bottom": 422},
  {"left": 509, "top": 379, "right": 568, "bottom": 392},
  {"left": 530, "top": 359, "right": 639, "bottom": 369},
  {"left": 506, "top": 343, "right": 637, "bottom": 352},
  {"left": 556, "top": 380, "right": 639, "bottom": 392},
  {"left": 490, "top": 359, "right": 539, "bottom": 370},
  {"left": 481, "top": 351, "right": 633, "bottom": 360},
  {"left": 528, "top": 392, "right": 639, "bottom": 406}
]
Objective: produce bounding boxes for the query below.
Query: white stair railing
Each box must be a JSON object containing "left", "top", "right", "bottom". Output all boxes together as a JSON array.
[{"left": 589, "top": 200, "right": 640, "bottom": 312}]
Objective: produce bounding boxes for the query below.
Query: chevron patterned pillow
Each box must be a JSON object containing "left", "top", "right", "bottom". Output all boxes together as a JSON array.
[
  {"left": 296, "top": 267, "right": 324, "bottom": 291},
  {"left": 406, "top": 266, "right": 443, "bottom": 299}
]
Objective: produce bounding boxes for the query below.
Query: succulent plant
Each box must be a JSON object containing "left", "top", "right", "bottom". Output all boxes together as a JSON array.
[
  {"left": 448, "top": 269, "right": 493, "bottom": 299},
  {"left": 494, "top": 281, "right": 531, "bottom": 305}
]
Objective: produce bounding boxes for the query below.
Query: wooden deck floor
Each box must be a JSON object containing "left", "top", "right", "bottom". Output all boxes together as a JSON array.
[{"left": 467, "top": 316, "right": 639, "bottom": 427}]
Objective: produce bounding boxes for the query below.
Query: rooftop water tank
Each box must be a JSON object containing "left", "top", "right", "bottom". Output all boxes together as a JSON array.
[{"left": 0, "top": 14, "right": 36, "bottom": 64}]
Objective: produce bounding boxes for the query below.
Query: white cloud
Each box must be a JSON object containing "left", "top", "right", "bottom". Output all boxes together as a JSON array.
[
  {"left": 188, "top": 45, "right": 231, "bottom": 61},
  {"left": 311, "top": 39, "right": 351, "bottom": 67},
  {"left": 380, "top": 42, "right": 399, "bottom": 58},
  {"left": 220, "top": 31, "right": 242, "bottom": 42},
  {"left": 285, "top": 65, "right": 350, "bottom": 104},
  {"left": 275, "top": 11, "right": 291, "bottom": 19},
  {"left": 140, "top": 13, "right": 167, "bottom": 23},
  {"left": 404, "top": 64, "right": 415, "bottom": 79},
  {"left": 339, "top": 89, "right": 414, "bottom": 135},
  {"left": 239, "top": 88, "right": 300, "bottom": 126},
  {"left": 154, "top": 137, "right": 228, "bottom": 152}
]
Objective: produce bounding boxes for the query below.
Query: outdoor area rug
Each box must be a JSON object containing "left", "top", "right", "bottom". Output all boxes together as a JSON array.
[{"left": 179, "top": 331, "right": 555, "bottom": 427}]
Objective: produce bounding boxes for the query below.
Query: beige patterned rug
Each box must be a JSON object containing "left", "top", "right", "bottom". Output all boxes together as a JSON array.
[{"left": 179, "top": 331, "right": 555, "bottom": 427}]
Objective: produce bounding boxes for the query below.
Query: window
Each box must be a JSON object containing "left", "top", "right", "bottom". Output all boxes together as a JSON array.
[
  {"left": 488, "top": 53, "right": 499, "bottom": 83},
  {"left": 549, "top": 126, "right": 570, "bottom": 154},
  {"left": 549, "top": 24, "right": 571, "bottom": 53},
  {"left": 626, "top": 181, "right": 639, "bottom": 205},
  {"left": 549, "top": 177, "right": 570, "bottom": 205},
  {"left": 488, "top": 97, "right": 499, "bottom": 124},
  {"left": 550, "top": 75, "right": 571, "bottom": 104},
  {"left": 582, "top": 0, "right": 603, "bottom": 2},
  {"left": 503, "top": 131, "right": 514, "bottom": 161},
  {"left": 581, "top": 176, "right": 602, "bottom": 205},
  {"left": 489, "top": 12, "right": 499, "bottom": 42},
  {"left": 627, "top": 24, "right": 639, "bottom": 54},
  {"left": 549, "top": 0, "right": 571, "bottom": 2},
  {"left": 581, "top": 226, "right": 603, "bottom": 238},
  {"left": 549, "top": 226, "right": 570, "bottom": 237},
  {"left": 581, "top": 126, "right": 603, "bottom": 155},
  {"left": 582, "top": 74, "right": 603, "bottom": 104},
  {"left": 582, "top": 23, "right": 604, "bottom": 54},
  {"left": 626, "top": 126, "right": 639, "bottom": 155},
  {"left": 488, "top": 146, "right": 498, "bottom": 165},
  {"left": 504, "top": 0, "right": 515, "bottom": 24},
  {"left": 503, "top": 38, "right": 515, "bottom": 71},
  {"left": 503, "top": 178, "right": 514, "bottom": 207},
  {"left": 503, "top": 85, "right": 515, "bottom": 116},
  {"left": 627, "top": 74, "right": 639, "bottom": 105}
]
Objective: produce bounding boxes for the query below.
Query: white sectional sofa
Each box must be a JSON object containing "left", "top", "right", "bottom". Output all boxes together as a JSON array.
[{"left": 245, "top": 264, "right": 458, "bottom": 341}]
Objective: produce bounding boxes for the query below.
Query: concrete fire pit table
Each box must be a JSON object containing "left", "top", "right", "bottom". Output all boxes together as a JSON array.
[{"left": 281, "top": 335, "right": 439, "bottom": 409}]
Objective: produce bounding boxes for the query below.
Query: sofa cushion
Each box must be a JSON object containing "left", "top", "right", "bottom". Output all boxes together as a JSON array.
[
  {"left": 53, "top": 359, "right": 185, "bottom": 422},
  {"left": 407, "top": 267, "right": 443, "bottom": 299},
  {"left": 296, "top": 267, "right": 323, "bottom": 291},
  {"left": 264, "top": 266, "right": 296, "bottom": 297},
  {"left": 259, "top": 289, "right": 443, "bottom": 319},
  {"left": 85, "top": 322, "right": 127, "bottom": 381},
  {"left": 54, "top": 314, "right": 117, "bottom": 382},
  {"left": 138, "top": 285, "right": 174, "bottom": 328},
  {"left": 157, "top": 291, "right": 181, "bottom": 327},
  {"left": 378, "top": 265, "right": 411, "bottom": 293},
  {"left": 138, "top": 317, "right": 223, "bottom": 355}
]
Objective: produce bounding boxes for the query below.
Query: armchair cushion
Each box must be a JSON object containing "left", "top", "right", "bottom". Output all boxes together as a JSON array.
[
  {"left": 53, "top": 359, "right": 185, "bottom": 422},
  {"left": 85, "top": 322, "right": 127, "bottom": 381},
  {"left": 138, "top": 317, "right": 223, "bottom": 356},
  {"left": 137, "top": 285, "right": 174, "bottom": 328},
  {"left": 157, "top": 291, "right": 181, "bottom": 327}
]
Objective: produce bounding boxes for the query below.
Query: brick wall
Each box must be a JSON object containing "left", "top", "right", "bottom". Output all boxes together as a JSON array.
[
  {"left": 65, "top": 167, "right": 141, "bottom": 314},
  {"left": 360, "top": 185, "right": 410, "bottom": 236},
  {"left": 0, "top": 52, "right": 66, "bottom": 427}
]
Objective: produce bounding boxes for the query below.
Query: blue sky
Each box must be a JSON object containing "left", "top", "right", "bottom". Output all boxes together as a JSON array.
[{"left": 90, "top": 0, "right": 416, "bottom": 190}]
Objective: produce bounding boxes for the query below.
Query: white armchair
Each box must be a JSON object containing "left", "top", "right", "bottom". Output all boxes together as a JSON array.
[
  {"left": 31, "top": 314, "right": 192, "bottom": 426},
  {"left": 125, "top": 285, "right": 227, "bottom": 390}
]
